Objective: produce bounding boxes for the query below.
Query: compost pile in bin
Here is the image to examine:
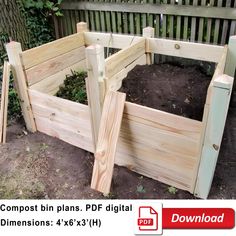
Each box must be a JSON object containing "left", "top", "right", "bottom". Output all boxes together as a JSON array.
[
  {"left": 119, "top": 63, "right": 212, "bottom": 121},
  {"left": 56, "top": 70, "right": 88, "bottom": 105}
]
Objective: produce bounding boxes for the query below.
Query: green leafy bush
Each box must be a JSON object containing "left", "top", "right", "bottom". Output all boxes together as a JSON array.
[{"left": 56, "top": 71, "right": 88, "bottom": 104}]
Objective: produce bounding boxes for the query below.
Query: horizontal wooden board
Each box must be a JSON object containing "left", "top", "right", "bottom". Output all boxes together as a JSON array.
[
  {"left": 116, "top": 102, "right": 202, "bottom": 192},
  {"left": 29, "top": 89, "right": 202, "bottom": 192},
  {"left": 35, "top": 115, "right": 94, "bottom": 153},
  {"left": 148, "top": 38, "right": 224, "bottom": 63},
  {"left": 21, "top": 33, "right": 84, "bottom": 69},
  {"left": 62, "top": 2, "right": 236, "bottom": 20},
  {"left": 29, "top": 60, "right": 86, "bottom": 95},
  {"left": 84, "top": 32, "right": 143, "bottom": 49},
  {"left": 26, "top": 46, "right": 85, "bottom": 86},
  {"left": 105, "top": 39, "right": 145, "bottom": 78},
  {"left": 29, "top": 89, "right": 94, "bottom": 152},
  {"left": 106, "top": 54, "right": 146, "bottom": 91}
]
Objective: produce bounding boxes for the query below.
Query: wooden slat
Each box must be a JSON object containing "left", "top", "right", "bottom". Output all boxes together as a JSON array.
[
  {"left": 6, "top": 42, "right": 36, "bottom": 132},
  {"left": 183, "top": 0, "right": 189, "bottom": 40},
  {"left": 221, "top": 0, "right": 231, "bottom": 45},
  {"left": 84, "top": 31, "right": 143, "bottom": 49},
  {"left": 2, "top": 62, "right": 10, "bottom": 143},
  {"left": 147, "top": 38, "right": 224, "bottom": 63},
  {"left": 169, "top": 0, "right": 175, "bottom": 39},
  {"left": 28, "top": 89, "right": 89, "bottom": 118},
  {"left": 190, "top": 0, "right": 198, "bottom": 42},
  {"left": 21, "top": 33, "right": 84, "bottom": 70},
  {"left": 194, "top": 74, "right": 234, "bottom": 198},
  {"left": 213, "top": 0, "right": 223, "bottom": 44},
  {"left": 176, "top": 0, "right": 182, "bottom": 40},
  {"left": 91, "top": 91, "right": 126, "bottom": 194},
  {"left": 229, "top": 0, "right": 236, "bottom": 37},
  {"left": 141, "top": 0, "right": 147, "bottom": 29},
  {"left": 225, "top": 36, "right": 236, "bottom": 77},
  {"left": 26, "top": 46, "right": 85, "bottom": 86},
  {"left": 115, "top": 102, "right": 202, "bottom": 192},
  {"left": 105, "top": 39, "right": 145, "bottom": 78},
  {"left": 198, "top": 0, "right": 206, "bottom": 43},
  {"left": 29, "top": 59, "right": 86, "bottom": 95},
  {"left": 0, "top": 62, "right": 10, "bottom": 143},
  {"left": 162, "top": 0, "right": 167, "bottom": 38},
  {"left": 61, "top": 2, "right": 236, "bottom": 20},
  {"left": 35, "top": 115, "right": 93, "bottom": 153},
  {"left": 135, "top": 0, "right": 141, "bottom": 35},
  {"left": 206, "top": 0, "right": 214, "bottom": 43},
  {"left": 106, "top": 54, "right": 146, "bottom": 91},
  {"left": 116, "top": 0, "right": 122, "bottom": 34}
]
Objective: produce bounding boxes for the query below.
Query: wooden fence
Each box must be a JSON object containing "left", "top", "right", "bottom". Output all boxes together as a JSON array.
[{"left": 57, "top": 0, "right": 236, "bottom": 45}]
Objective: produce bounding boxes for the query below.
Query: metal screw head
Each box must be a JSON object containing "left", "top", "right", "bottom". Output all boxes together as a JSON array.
[
  {"left": 213, "top": 144, "right": 219, "bottom": 151},
  {"left": 175, "top": 44, "right": 180, "bottom": 49}
]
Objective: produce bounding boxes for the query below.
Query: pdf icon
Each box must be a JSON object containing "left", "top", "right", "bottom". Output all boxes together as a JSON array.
[{"left": 134, "top": 203, "right": 162, "bottom": 235}]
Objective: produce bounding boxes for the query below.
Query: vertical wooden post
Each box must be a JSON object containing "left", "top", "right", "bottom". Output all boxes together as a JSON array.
[
  {"left": 76, "top": 22, "right": 88, "bottom": 33},
  {"left": 86, "top": 44, "right": 105, "bottom": 149},
  {"left": 142, "top": 27, "right": 154, "bottom": 65},
  {"left": 225, "top": 35, "right": 236, "bottom": 77},
  {"left": 5, "top": 42, "right": 36, "bottom": 132},
  {"left": 194, "top": 74, "right": 234, "bottom": 199}
]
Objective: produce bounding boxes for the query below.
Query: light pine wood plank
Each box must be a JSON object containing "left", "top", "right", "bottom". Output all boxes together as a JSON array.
[
  {"left": 147, "top": 38, "right": 224, "bottom": 63},
  {"left": 91, "top": 91, "right": 126, "bottom": 194},
  {"left": 29, "top": 60, "right": 86, "bottom": 95},
  {"left": 26, "top": 46, "right": 85, "bottom": 86},
  {"left": 105, "top": 39, "right": 145, "bottom": 78},
  {"left": 194, "top": 74, "right": 234, "bottom": 198},
  {"left": 21, "top": 33, "right": 84, "bottom": 70},
  {"left": 2, "top": 62, "right": 10, "bottom": 143},
  {"left": 0, "top": 62, "right": 10, "bottom": 143},
  {"left": 114, "top": 102, "right": 202, "bottom": 192},
  {"left": 35, "top": 115, "right": 94, "bottom": 153},
  {"left": 6, "top": 42, "right": 36, "bottom": 132},
  {"left": 28, "top": 89, "right": 90, "bottom": 120},
  {"left": 106, "top": 54, "right": 146, "bottom": 91},
  {"left": 84, "top": 31, "right": 143, "bottom": 49}
]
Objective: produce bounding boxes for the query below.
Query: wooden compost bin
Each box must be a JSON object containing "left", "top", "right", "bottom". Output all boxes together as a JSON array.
[{"left": 6, "top": 23, "right": 236, "bottom": 199}]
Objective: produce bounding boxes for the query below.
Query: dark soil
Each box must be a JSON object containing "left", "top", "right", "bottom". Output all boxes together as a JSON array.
[
  {"left": 119, "top": 64, "right": 212, "bottom": 121},
  {"left": 0, "top": 64, "right": 235, "bottom": 199}
]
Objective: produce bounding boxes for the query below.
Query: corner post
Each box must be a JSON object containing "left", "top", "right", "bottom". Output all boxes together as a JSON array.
[
  {"left": 225, "top": 35, "right": 236, "bottom": 77},
  {"left": 5, "top": 42, "right": 36, "bottom": 132},
  {"left": 85, "top": 44, "right": 105, "bottom": 150},
  {"left": 76, "top": 22, "right": 89, "bottom": 33},
  {"left": 194, "top": 74, "right": 234, "bottom": 199},
  {"left": 142, "top": 27, "right": 154, "bottom": 65}
]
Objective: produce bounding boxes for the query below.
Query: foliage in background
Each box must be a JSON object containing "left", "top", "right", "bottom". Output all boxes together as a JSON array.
[
  {"left": 0, "top": 0, "right": 63, "bottom": 120},
  {"left": 20, "top": 0, "right": 64, "bottom": 47},
  {"left": 56, "top": 71, "right": 88, "bottom": 104}
]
